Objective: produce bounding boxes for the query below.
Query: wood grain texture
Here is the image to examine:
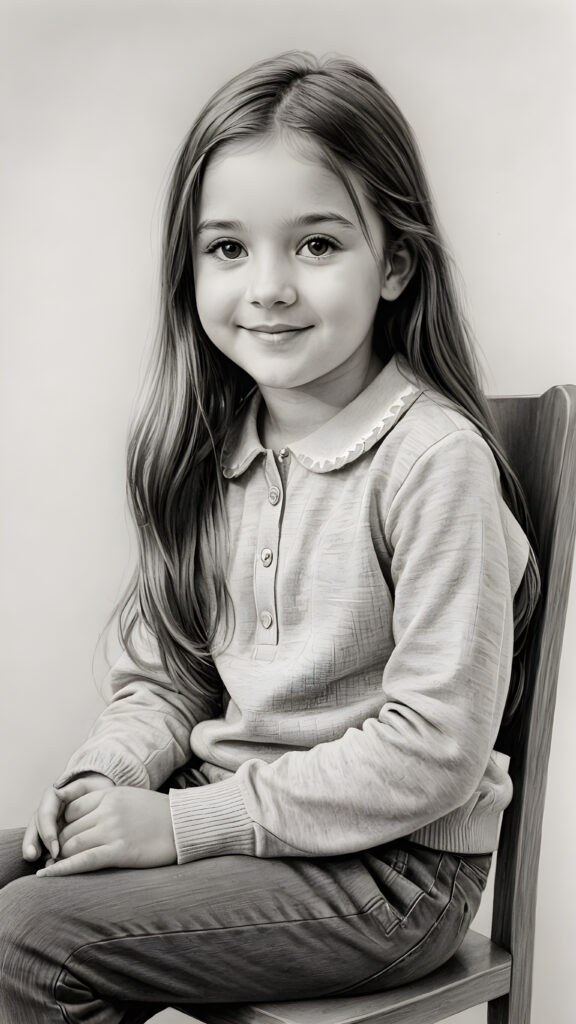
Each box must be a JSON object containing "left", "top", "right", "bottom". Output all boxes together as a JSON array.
[
  {"left": 181, "top": 388, "right": 576, "bottom": 1024},
  {"left": 489, "top": 387, "right": 576, "bottom": 1024}
]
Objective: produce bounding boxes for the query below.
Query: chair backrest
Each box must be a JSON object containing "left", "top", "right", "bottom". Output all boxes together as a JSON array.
[{"left": 488, "top": 386, "right": 576, "bottom": 1024}]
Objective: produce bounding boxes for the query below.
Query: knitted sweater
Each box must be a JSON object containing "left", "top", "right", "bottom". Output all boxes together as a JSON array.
[{"left": 58, "top": 356, "right": 529, "bottom": 860}]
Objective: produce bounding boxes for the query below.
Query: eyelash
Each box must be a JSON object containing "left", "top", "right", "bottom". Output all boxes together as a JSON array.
[
  {"left": 301, "top": 235, "right": 340, "bottom": 259},
  {"left": 202, "top": 234, "right": 341, "bottom": 261}
]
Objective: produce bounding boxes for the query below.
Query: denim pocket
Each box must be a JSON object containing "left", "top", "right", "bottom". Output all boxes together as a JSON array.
[
  {"left": 336, "top": 847, "right": 489, "bottom": 995},
  {"left": 457, "top": 853, "right": 492, "bottom": 890},
  {"left": 363, "top": 842, "right": 449, "bottom": 924}
]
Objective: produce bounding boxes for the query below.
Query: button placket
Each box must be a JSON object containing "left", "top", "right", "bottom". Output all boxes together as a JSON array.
[{"left": 253, "top": 451, "right": 284, "bottom": 648}]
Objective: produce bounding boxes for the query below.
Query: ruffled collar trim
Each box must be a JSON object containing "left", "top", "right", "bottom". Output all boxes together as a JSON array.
[{"left": 221, "top": 355, "right": 422, "bottom": 478}]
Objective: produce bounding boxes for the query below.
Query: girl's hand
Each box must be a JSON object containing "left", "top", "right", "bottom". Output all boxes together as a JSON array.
[
  {"left": 36, "top": 784, "right": 177, "bottom": 876},
  {"left": 22, "top": 773, "right": 114, "bottom": 863}
]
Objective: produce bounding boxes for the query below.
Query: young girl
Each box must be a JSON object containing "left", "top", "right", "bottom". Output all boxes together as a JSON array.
[{"left": 0, "top": 51, "right": 538, "bottom": 1022}]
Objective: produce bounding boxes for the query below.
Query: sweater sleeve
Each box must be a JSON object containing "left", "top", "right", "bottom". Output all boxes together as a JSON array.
[
  {"left": 55, "top": 622, "right": 222, "bottom": 791},
  {"left": 169, "top": 428, "right": 529, "bottom": 861}
]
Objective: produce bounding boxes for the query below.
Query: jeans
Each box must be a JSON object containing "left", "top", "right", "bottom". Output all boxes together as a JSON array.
[{"left": 0, "top": 826, "right": 491, "bottom": 1023}]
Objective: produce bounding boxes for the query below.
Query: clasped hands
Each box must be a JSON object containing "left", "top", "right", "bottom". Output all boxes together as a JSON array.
[{"left": 22, "top": 773, "right": 177, "bottom": 877}]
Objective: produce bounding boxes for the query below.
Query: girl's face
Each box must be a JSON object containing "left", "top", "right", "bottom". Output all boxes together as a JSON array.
[{"left": 193, "top": 135, "right": 388, "bottom": 396}]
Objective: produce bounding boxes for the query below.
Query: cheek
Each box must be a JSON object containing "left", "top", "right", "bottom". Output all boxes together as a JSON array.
[
  {"left": 194, "top": 271, "right": 234, "bottom": 325},
  {"left": 317, "top": 265, "right": 382, "bottom": 326}
]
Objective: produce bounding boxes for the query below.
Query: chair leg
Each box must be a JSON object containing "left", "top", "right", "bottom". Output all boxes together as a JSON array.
[{"left": 487, "top": 993, "right": 509, "bottom": 1024}]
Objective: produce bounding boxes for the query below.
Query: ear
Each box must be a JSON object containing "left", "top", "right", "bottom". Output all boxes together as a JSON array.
[{"left": 380, "top": 237, "right": 415, "bottom": 301}]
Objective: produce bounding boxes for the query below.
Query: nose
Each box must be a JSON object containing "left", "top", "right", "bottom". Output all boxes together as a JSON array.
[{"left": 245, "top": 255, "right": 297, "bottom": 308}]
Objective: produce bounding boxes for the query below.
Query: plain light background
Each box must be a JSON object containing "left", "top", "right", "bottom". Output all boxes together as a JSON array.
[{"left": 0, "top": 1, "right": 574, "bottom": 1022}]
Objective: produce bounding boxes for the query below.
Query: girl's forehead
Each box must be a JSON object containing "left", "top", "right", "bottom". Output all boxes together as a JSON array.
[{"left": 197, "top": 135, "right": 374, "bottom": 226}]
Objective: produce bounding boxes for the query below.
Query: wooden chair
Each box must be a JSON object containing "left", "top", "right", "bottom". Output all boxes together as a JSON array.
[{"left": 175, "top": 386, "right": 576, "bottom": 1024}]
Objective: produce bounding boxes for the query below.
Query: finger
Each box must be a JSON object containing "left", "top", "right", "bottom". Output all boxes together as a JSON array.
[
  {"left": 63, "top": 791, "right": 102, "bottom": 824},
  {"left": 59, "top": 814, "right": 100, "bottom": 852},
  {"left": 36, "top": 790, "right": 65, "bottom": 860},
  {"left": 56, "top": 775, "right": 114, "bottom": 803},
  {"left": 37, "top": 845, "right": 113, "bottom": 877},
  {"left": 55, "top": 779, "right": 94, "bottom": 804},
  {"left": 22, "top": 818, "right": 42, "bottom": 862}
]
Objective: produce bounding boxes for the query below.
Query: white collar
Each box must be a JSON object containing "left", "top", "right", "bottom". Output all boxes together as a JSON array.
[{"left": 221, "top": 355, "right": 422, "bottom": 478}]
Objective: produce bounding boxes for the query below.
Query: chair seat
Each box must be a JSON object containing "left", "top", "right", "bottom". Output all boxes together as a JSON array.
[{"left": 188, "top": 929, "right": 511, "bottom": 1024}]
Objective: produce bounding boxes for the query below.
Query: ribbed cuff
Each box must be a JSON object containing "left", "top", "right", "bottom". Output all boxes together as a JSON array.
[
  {"left": 409, "top": 810, "right": 501, "bottom": 854},
  {"left": 169, "top": 778, "right": 256, "bottom": 863},
  {"left": 54, "top": 750, "right": 148, "bottom": 790}
]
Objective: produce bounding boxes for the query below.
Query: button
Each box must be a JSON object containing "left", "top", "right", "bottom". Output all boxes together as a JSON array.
[
  {"left": 268, "top": 486, "right": 281, "bottom": 505},
  {"left": 261, "top": 547, "right": 273, "bottom": 567},
  {"left": 260, "top": 611, "right": 274, "bottom": 629},
  {"left": 277, "top": 447, "right": 289, "bottom": 461}
]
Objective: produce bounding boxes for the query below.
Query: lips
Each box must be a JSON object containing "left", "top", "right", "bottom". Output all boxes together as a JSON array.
[
  {"left": 239, "top": 323, "right": 311, "bottom": 345},
  {"left": 243, "top": 324, "right": 309, "bottom": 333}
]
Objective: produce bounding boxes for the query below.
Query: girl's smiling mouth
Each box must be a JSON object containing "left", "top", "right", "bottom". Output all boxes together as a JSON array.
[{"left": 241, "top": 324, "right": 312, "bottom": 341}]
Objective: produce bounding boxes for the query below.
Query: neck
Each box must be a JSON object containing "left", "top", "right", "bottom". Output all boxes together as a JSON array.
[{"left": 259, "top": 351, "right": 384, "bottom": 450}]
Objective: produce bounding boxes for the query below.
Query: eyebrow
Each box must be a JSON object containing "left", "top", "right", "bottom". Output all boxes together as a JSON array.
[{"left": 195, "top": 212, "right": 357, "bottom": 235}]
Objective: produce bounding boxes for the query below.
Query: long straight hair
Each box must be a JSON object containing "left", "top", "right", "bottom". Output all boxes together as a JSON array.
[{"left": 120, "top": 51, "right": 539, "bottom": 721}]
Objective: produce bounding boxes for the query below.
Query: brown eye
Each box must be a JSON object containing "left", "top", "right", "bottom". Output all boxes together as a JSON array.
[
  {"left": 205, "top": 239, "right": 246, "bottom": 260},
  {"left": 301, "top": 236, "right": 337, "bottom": 258},
  {"left": 219, "top": 241, "right": 244, "bottom": 260}
]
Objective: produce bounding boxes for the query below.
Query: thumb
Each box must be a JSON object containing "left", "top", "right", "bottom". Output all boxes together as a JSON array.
[
  {"left": 54, "top": 777, "right": 106, "bottom": 803},
  {"left": 53, "top": 781, "right": 84, "bottom": 803}
]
